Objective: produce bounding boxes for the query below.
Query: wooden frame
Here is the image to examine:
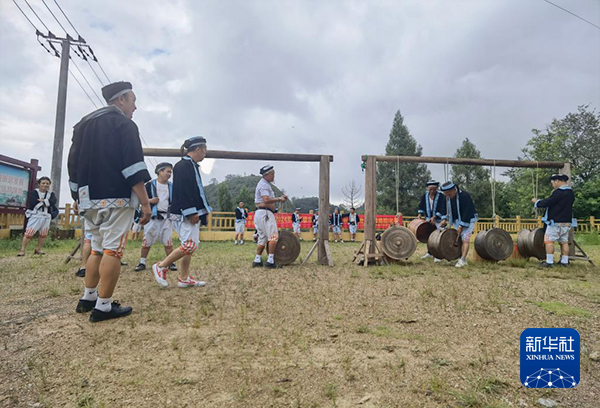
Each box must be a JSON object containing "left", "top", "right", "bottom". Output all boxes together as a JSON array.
[
  {"left": 357, "top": 155, "right": 590, "bottom": 266},
  {"left": 144, "top": 148, "right": 335, "bottom": 266}
]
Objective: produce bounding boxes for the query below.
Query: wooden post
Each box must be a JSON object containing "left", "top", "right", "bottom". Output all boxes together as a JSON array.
[
  {"left": 560, "top": 162, "right": 575, "bottom": 256},
  {"left": 364, "top": 157, "right": 376, "bottom": 243},
  {"left": 318, "top": 155, "right": 332, "bottom": 266},
  {"left": 360, "top": 156, "right": 377, "bottom": 264},
  {"left": 64, "top": 203, "right": 71, "bottom": 229},
  {"left": 591, "top": 216, "right": 596, "bottom": 233},
  {"left": 207, "top": 212, "right": 213, "bottom": 231},
  {"left": 516, "top": 215, "right": 521, "bottom": 231}
]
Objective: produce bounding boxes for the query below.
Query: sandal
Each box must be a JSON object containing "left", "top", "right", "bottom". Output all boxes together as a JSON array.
[
  {"left": 34, "top": 250, "right": 46, "bottom": 255},
  {"left": 17, "top": 252, "right": 25, "bottom": 257}
]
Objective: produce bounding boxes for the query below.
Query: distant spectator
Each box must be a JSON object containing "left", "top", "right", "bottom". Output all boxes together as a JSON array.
[
  {"left": 235, "top": 201, "right": 248, "bottom": 245},
  {"left": 17, "top": 177, "right": 57, "bottom": 256}
]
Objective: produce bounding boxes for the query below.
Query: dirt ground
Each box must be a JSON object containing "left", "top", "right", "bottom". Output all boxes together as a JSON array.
[{"left": 0, "top": 238, "right": 598, "bottom": 408}]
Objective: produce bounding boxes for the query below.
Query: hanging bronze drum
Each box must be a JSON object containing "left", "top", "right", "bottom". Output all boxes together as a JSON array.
[
  {"left": 474, "top": 228, "right": 513, "bottom": 261},
  {"left": 427, "top": 229, "right": 462, "bottom": 261},
  {"left": 517, "top": 228, "right": 546, "bottom": 260},
  {"left": 381, "top": 226, "right": 417, "bottom": 260},
  {"left": 274, "top": 231, "right": 301, "bottom": 265},
  {"left": 408, "top": 218, "right": 437, "bottom": 243}
]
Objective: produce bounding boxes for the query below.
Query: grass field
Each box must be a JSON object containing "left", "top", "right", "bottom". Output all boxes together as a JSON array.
[{"left": 0, "top": 235, "right": 598, "bottom": 408}]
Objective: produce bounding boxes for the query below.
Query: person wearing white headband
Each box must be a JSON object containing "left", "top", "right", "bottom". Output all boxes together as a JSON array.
[
  {"left": 68, "top": 80, "right": 152, "bottom": 322},
  {"left": 135, "top": 162, "right": 177, "bottom": 272},
  {"left": 253, "top": 165, "right": 288, "bottom": 268},
  {"left": 292, "top": 208, "right": 303, "bottom": 240},
  {"left": 153, "top": 137, "right": 211, "bottom": 288},
  {"left": 440, "top": 181, "right": 478, "bottom": 268},
  {"left": 418, "top": 180, "right": 447, "bottom": 262},
  {"left": 234, "top": 201, "right": 248, "bottom": 245},
  {"left": 17, "top": 176, "right": 58, "bottom": 256},
  {"left": 532, "top": 174, "right": 574, "bottom": 268}
]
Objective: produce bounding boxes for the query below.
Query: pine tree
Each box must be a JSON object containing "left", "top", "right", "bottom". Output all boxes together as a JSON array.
[
  {"left": 217, "top": 183, "right": 234, "bottom": 212},
  {"left": 235, "top": 186, "right": 255, "bottom": 211},
  {"left": 450, "top": 138, "right": 494, "bottom": 217},
  {"left": 377, "top": 110, "right": 431, "bottom": 214}
]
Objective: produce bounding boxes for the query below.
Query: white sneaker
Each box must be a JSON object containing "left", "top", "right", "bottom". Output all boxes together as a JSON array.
[
  {"left": 434, "top": 258, "right": 441, "bottom": 263},
  {"left": 340, "top": 240, "right": 344, "bottom": 243},
  {"left": 152, "top": 263, "right": 169, "bottom": 288},
  {"left": 240, "top": 241, "right": 244, "bottom": 245},
  {"left": 455, "top": 259, "right": 468, "bottom": 268},
  {"left": 422, "top": 253, "right": 432, "bottom": 259},
  {"left": 235, "top": 241, "right": 238, "bottom": 245},
  {"left": 178, "top": 276, "right": 206, "bottom": 288}
]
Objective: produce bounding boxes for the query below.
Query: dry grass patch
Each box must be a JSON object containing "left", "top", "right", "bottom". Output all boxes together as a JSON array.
[{"left": 0, "top": 238, "right": 598, "bottom": 407}]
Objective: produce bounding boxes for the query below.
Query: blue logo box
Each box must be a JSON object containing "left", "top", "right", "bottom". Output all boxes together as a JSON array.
[{"left": 520, "top": 328, "right": 580, "bottom": 388}]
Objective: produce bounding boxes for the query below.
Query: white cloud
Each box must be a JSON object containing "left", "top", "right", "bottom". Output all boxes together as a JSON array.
[{"left": 1, "top": 0, "right": 598, "bottom": 205}]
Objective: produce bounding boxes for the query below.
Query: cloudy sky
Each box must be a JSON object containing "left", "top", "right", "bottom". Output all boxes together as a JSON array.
[{"left": 1, "top": 0, "right": 599, "bottom": 206}]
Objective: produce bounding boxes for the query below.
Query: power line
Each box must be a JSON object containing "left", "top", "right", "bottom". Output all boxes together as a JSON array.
[
  {"left": 97, "top": 61, "right": 112, "bottom": 83},
  {"left": 23, "top": 0, "right": 51, "bottom": 33},
  {"left": 41, "top": 0, "right": 70, "bottom": 36},
  {"left": 53, "top": 0, "right": 81, "bottom": 37},
  {"left": 541, "top": 0, "right": 600, "bottom": 31},
  {"left": 85, "top": 58, "right": 106, "bottom": 86},
  {"left": 69, "top": 68, "right": 99, "bottom": 109},
  {"left": 52, "top": 0, "right": 112, "bottom": 83},
  {"left": 70, "top": 56, "right": 105, "bottom": 106},
  {"left": 13, "top": 0, "right": 158, "bottom": 168},
  {"left": 12, "top": 0, "right": 38, "bottom": 31}
]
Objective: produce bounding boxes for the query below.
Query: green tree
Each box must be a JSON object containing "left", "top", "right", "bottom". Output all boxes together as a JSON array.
[
  {"left": 450, "top": 138, "right": 495, "bottom": 217},
  {"left": 377, "top": 110, "right": 431, "bottom": 214},
  {"left": 217, "top": 183, "right": 234, "bottom": 212},
  {"left": 235, "top": 186, "right": 255, "bottom": 211},
  {"left": 506, "top": 105, "right": 600, "bottom": 217}
]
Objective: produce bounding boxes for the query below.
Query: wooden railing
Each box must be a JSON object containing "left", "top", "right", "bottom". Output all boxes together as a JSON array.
[{"left": 1, "top": 207, "right": 598, "bottom": 235}]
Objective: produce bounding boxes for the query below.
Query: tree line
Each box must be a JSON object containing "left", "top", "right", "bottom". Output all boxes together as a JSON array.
[
  {"left": 208, "top": 105, "right": 599, "bottom": 218},
  {"left": 376, "top": 106, "right": 599, "bottom": 218}
]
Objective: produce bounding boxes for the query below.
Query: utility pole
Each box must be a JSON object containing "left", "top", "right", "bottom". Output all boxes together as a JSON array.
[
  {"left": 36, "top": 33, "right": 89, "bottom": 205},
  {"left": 50, "top": 39, "right": 70, "bottom": 206}
]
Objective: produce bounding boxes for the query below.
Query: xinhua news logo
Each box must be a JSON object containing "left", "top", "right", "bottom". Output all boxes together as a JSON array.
[{"left": 520, "top": 328, "right": 580, "bottom": 388}]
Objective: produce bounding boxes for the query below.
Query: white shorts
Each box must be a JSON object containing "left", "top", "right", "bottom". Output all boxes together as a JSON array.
[
  {"left": 173, "top": 217, "right": 200, "bottom": 255},
  {"left": 453, "top": 221, "right": 476, "bottom": 242},
  {"left": 132, "top": 222, "right": 142, "bottom": 233},
  {"left": 332, "top": 225, "right": 341, "bottom": 235},
  {"left": 293, "top": 222, "right": 301, "bottom": 234},
  {"left": 349, "top": 224, "right": 357, "bottom": 235},
  {"left": 254, "top": 209, "right": 278, "bottom": 246},
  {"left": 143, "top": 218, "right": 173, "bottom": 247},
  {"left": 84, "top": 207, "right": 135, "bottom": 257},
  {"left": 83, "top": 219, "right": 93, "bottom": 243},
  {"left": 25, "top": 212, "right": 51, "bottom": 238},
  {"left": 235, "top": 221, "right": 246, "bottom": 234},
  {"left": 313, "top": 225, "right": 318, "bottom": 234},
  {"left": 545, "top": 223, "right": 571, "bottom": 244}
]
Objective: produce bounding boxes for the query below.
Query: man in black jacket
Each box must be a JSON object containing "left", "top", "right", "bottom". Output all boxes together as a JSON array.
[
  {"left": 152, "top": 137, "right": 212, "bottom": 288},
  {"left": 532, "top": 174, "right": 575, "bottom": 267},
  {"left": 418, "top": 180, "right": 447, "bottom": 262},
  {"left": 69, "top": 81, "right": 151, "bottom": 322},
  {"left": 440, "top": 181, "right": 478, "bottom": 268},
  {"left": 234, "top": 202, "right": 248, "bottom": 245}
]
